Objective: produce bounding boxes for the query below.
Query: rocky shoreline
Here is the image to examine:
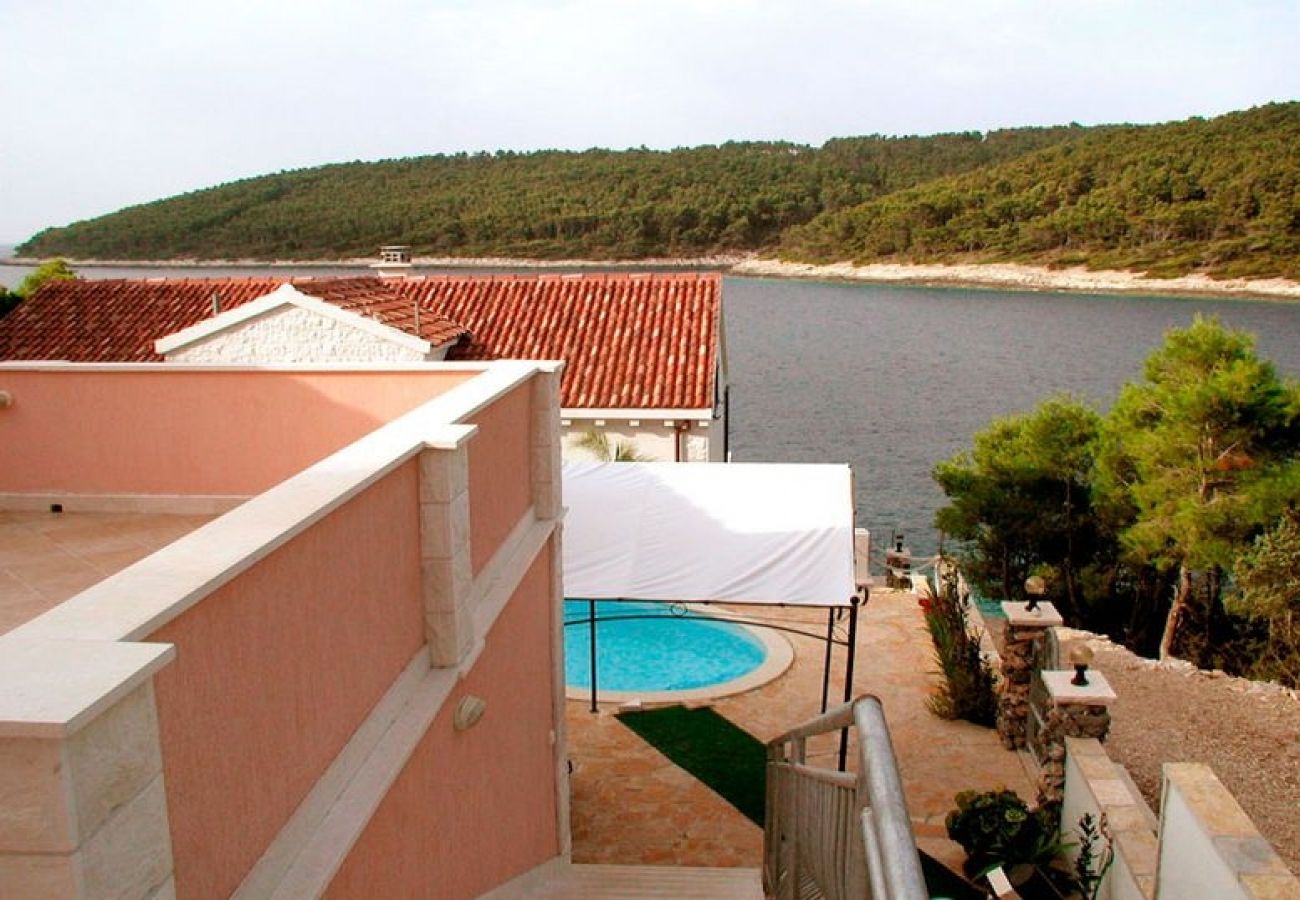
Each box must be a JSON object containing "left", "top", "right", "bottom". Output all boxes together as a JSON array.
[
  {"left": 6, "top": 253, "right": 1300, "bottom": 301},
  {"left": 732, "top": 258, "right": 1300, "bottom": 301}
]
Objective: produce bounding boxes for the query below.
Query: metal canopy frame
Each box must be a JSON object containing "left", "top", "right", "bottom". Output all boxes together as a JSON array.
[{"left": 564, "top": 590, "right": 867, "bottom": 771}]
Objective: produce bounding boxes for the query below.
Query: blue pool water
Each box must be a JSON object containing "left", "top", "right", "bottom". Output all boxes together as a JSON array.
[{"left": 564, "top": 600, "right": 768, "bottom": 692}]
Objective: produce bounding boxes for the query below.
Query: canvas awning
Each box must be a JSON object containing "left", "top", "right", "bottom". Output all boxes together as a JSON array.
[{"left": 562, "top": 461, "right": 856, "bottom": 607}]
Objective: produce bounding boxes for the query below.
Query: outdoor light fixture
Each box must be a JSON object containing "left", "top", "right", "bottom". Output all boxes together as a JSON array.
[
  {"left": 1024, "top": 575, "right": 1046, "bottom": 614},
  {"left": 453, "top": 695, "right": 487, "bottom": 732},
  {"left": 1070, "top": 643, "right": 1095, "bottom": 686},
  {"left": 0, "top": 390, "right": 13, "bottom": 409}
]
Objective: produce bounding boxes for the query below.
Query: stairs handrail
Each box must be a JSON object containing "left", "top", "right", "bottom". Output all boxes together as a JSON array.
[{"left": 763, "top": 694, "right": 927, "bottom": 900}]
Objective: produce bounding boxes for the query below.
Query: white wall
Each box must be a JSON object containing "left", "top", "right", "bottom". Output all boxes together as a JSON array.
[
  {"left": 1157, "top": 764, "right": 1298, "bottom": 899},
  {"left": 165, "top": 307, "right": 429, "bottom": 364},
  {"left": 560, "top": 418, "right": 717, "bottom": 462}
]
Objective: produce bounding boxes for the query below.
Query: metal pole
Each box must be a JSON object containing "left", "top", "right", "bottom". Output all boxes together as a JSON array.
[
  {"left": 589, "top": 598, "right": 599, "bottom": 713},
  {"left": 838, "top": 593, "right": 861, "bottom": 771},
  {"left": 820, "top": 608, "right": 835, "bottom": 713}
]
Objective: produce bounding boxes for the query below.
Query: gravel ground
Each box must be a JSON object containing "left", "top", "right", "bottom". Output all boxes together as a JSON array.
[{"left": 1077, "top": 637, "right": 1300, "bottom": 875}]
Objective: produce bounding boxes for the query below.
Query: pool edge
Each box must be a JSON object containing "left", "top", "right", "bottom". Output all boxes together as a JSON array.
[{"left": 563, "top": 609, "right": 796, "bottom": 705}]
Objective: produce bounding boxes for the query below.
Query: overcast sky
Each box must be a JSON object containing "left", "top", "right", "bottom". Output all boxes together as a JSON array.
[{"left": 2, "top": 0, "right": 1297, "bottom": 242}]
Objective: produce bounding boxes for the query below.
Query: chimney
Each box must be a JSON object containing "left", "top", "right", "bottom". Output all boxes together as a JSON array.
[{"left": 371, "top": 245, "right": 413, "bottom": 279}]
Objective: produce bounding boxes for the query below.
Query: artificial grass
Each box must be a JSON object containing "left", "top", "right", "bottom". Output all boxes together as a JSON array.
[
  {"left": 614, "top": 704, "right": 984, "bottom": 900},
  {"left": 616, "top": 705, "right": 767, "bottom": 825}
]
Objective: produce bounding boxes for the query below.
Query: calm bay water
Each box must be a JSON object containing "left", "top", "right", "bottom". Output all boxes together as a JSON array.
[
  {"left": 724, "top": 278, "right": 1300, "bottom": 558},
  {"left": 5, "top": 262, "right": 1300, "bottom": 558}
]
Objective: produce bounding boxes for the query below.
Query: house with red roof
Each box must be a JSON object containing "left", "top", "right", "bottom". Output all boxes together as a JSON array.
[{"left": 0, "top": 270, "right": 728, "bottom": 462}]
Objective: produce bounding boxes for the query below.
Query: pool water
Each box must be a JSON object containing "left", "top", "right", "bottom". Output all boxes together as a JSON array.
[{"left": 564, "top": 599, "right": 768, "bottom": 692}]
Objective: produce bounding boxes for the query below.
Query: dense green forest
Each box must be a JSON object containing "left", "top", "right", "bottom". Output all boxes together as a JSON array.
[
  {"left": 16, "top": 128, "right": 1087, "bottom": 260},
  {"left": 782, "top": 103, "right": 1300, "bottom": 279},
  {"left": 18, "top": 103, "right": 1300, "bottom": 280}
]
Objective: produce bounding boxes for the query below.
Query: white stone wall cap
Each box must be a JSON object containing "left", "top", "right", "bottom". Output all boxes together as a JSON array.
[
  {"left": 1042, "top": 669, "right": 1117, "bottom": 705},
  {"left": 1002, "top": 601, "right": 1065, "bottom": 627},
  {"left": 0, "top": 638, "right": 175, "bottom": 738}
]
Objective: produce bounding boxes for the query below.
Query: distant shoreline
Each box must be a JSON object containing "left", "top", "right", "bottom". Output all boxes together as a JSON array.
[
  {"left": 731, "top": 258, "right": 1300, "bottom": 302},
  {"left": 6, "top": 254, "right": 1300, "bottom": 301}
]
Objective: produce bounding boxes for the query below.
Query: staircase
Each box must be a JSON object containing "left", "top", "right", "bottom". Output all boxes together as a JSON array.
[{"left": 529, "top": 864, "right": 763, "bottom": 898}]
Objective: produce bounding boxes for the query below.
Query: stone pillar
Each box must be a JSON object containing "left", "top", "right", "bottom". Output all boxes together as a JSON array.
[
  {"left": 996, "top": 601, "right": 1064, "bottom": 750},
  {"left": 1035, "top": 670, "right": 1116, "bottom": 806},
  {"left": 0, "top": 639, "right": 176, "bottom": 899},
  {"left": 530, "top": 366, "right": 562, "bottom": 522},
  {"left": 418, "top": 428, "right": 476, "bottom": 667}
]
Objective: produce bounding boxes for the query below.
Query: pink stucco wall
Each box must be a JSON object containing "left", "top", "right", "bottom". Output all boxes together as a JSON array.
[
  {"left": 324, "top": 545, "right": 559, "bottom": 900},
  {"left": 467, "top": 383, "right": 534, "bottom": 574},
  {"left": 149, "top": 461, "right": 425, "bottom": 900},
  {"left": 0, "top": 367, "right": 473, "bottom": 496}
]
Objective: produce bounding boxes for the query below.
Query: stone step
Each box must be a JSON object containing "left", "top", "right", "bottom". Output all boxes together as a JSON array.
[{"left": 527, "top": 864, "right": 764, "bottom": 899}]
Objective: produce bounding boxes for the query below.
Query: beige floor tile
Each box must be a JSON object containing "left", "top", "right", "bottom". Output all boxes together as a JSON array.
[
  {"left": 565, "top": 588, "right": 1036, "bottom": 874},
  {"left": 0, "top": 510, "right": 215, "bottom": 635}
]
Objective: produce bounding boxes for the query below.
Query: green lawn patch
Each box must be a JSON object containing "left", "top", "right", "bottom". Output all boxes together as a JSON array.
[{"left": 616, "top": 705, "right": 767, "bottom": 825}]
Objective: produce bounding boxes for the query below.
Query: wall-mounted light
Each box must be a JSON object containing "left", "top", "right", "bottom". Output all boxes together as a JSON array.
[
  {"left": 453, "top": 695, "right": 487, "bottom": 732},
  {"left": 0, "top": 390, "right": 13, "bottom": 409}
]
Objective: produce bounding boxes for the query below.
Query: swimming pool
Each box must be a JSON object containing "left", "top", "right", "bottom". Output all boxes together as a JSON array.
[{"left": 564, "top": 599, "right": 792, "bottom": 700}]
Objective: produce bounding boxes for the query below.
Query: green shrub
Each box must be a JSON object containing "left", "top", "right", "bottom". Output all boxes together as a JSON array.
[
  {"left": 945, "top": 789, "right": 1062, "bottom": 877},
  {"left": 924, "top": 569, "right": 997, "bottom": 726}
]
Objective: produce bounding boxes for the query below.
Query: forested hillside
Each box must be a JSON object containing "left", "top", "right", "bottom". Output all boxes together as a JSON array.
[
  {"left": 17, "top": 104, "right": 1300, "bottom": 279},
  {"left": 17, "top": 128, "right": 1082, "bottom": 260},
  {"left": 782, "top": 103, "right": 1300, "bottom": 279}
]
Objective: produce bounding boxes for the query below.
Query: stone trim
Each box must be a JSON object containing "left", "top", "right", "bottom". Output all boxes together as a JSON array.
[
  {"left": 0, "top": 493, "right": 249, "bottom": 515},
  {"left": 0, "top": 683, "right": 174, "bottom": 900},
  {"left": 1061, "top": 737, "right": 1157, "bottom": 900},
  {"left": 476, "top": 856, "right": 568, "bottom": 900},
  {"left": 1157, "top": 764, "right": 1300, "bottom": 899},
  {"left": 548, "top": 527, "right": 572, "bottom": 860}
]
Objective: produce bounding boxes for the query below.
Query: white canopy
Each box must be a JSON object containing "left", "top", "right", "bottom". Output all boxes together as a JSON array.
[{"left": 562, "top": 461, "right": 857, "bottom": 607}]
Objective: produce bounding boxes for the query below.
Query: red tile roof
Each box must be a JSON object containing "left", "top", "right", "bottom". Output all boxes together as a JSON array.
[{"left": 0, "top": 272, "right": 721, "bottom": 410}]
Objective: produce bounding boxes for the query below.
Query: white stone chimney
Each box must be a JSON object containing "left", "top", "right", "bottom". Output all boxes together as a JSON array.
[{"left": 371, "top": 245, "right": 413, "bottom": 279}]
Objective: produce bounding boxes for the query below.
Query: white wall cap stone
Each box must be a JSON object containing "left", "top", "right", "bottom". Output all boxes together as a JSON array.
[
  {"left": 1041, "top": 669, "right": 1117, "bottom": 706},
  {"left": 0, "top": 361, "right": 494, "bottom": 374},
  {"left": 67, "top": 682, "right": 163, "bottom": 846},
  {"left": 418, "top": 494, "right": 470, "bottom": 562},
  {"left": 0, "top": 847, "right": 82, "bottom": 897},
  {"left": 0, "top": 737, "right": 74, "bottom": 851},
  {"left": 0, "top": 640, "right": 174, "bottom": 739},
  {"left": 154, "top": 284, "right": 433, "bottom": 356},
  {"left": 79, "top": 774, "right": 172, "bottom": 900},
  {"left": 418, "top": 445, "right": 471, "bottom": 504},
  {"left": 145, "top": 876, "right": 177, "bottom": 900},
  {"left": 1002, "top": 601, "right": 1065, "bottom": 628}
]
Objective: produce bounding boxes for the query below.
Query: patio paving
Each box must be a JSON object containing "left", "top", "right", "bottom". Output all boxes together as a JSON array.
[
  {"left": 0, "top": 509, "right": 216, "bottom": 636},
  {"left": 566, "top": 587, "right": 1037, "bottom": 872}
]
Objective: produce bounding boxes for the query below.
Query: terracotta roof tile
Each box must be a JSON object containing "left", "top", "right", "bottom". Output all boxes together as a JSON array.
[{"left": 0, "top": 272, "right": 721, "bottom": 411}]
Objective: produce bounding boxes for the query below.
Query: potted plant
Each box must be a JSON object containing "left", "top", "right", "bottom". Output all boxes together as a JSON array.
[{"left": 945, "top": 789, "right": 1074, "bottom": 897}]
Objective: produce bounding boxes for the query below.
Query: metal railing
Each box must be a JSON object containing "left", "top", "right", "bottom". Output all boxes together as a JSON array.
[{"left": 763, "top": 695, "right": 927, "bottom": 900}]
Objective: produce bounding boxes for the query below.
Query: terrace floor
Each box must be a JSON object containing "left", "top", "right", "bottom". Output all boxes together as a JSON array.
[
  {"left": 567, "top": 587, "right": 1037, "bottom": 872},
  {"left": 0, "top": 509, "right": 216, "bottom": 636}
]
